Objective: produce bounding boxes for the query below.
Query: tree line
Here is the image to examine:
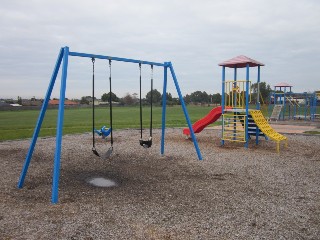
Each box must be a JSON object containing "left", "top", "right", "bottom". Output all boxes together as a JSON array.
[{"left": 79, "top": 82, "right": 272, "bottom": 106}]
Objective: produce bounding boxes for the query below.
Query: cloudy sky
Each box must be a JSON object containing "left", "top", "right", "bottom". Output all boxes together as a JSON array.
[{"left": 1, "top": 0, "right": 319, "bottom": 100}]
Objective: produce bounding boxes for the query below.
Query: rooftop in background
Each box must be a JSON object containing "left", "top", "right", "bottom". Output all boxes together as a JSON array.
[
  {"left": 49, "top": 100, "right": 79, "bottom": 105},
  {"left": 219, "top": 55, "right": 264, "bottom": 68},
  {"left": 274, "top": 82, "right": 293, "bottom": 87}
]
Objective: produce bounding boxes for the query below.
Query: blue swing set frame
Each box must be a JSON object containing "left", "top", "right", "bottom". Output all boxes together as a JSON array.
[{"left": 17, "top": 46, "right": 203, "bottom": 204}]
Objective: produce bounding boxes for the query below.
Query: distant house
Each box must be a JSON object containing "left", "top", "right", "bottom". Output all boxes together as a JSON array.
[
  {"left": 49, "top": 100, "right": 79, "bottom": 106},
  {"left": 22, "top": 99, "right": 42, "bottom": 106}
]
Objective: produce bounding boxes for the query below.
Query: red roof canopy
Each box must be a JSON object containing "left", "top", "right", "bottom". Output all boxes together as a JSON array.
[
  {"left": 274, "top": 82, "right": 292, "bottom": 87},
  {"left": 219, "top": 55, "right": 264, "bottom": 68}
]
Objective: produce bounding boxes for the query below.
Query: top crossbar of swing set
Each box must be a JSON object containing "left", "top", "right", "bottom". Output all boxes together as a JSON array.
[{"left": 69, "top": 51, "right": 166, "bottom": 67}]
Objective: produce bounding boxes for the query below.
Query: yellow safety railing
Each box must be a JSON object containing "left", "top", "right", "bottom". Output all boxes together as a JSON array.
[
  {"left": 224, "top": 80, "right": 251, "bottom": 109},
  {"left": 222, "top": 113, "right": 247, "bottom": 142}
]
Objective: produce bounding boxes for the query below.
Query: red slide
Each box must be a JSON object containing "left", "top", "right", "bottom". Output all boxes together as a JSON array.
[{"left": 183, "top": 106, "right": 223, "bottom": 136}]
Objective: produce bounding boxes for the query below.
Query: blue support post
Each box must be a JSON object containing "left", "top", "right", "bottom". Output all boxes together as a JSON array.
[
  {"left": 17, "top": 48, "right": 64, "bottom": 189},
  {"left": 268, "top": 93, "right": 272, "bottom": 118},
  {"left": 312, "top": 92, "right": 317, "bottom": 121},
  {"left": 160, "top": 63, "right": 168, "bottom": 155},
  {"left": 257, "top": 66, "right": 261, "bottom": 110},
  {"left": 51, "top": 47, "right": 69, "bottom": 204},
  {"left": 168, "top": 62, "right": 202, "bottom": 160},
  {"left": 304, "top": 92, "right": 308, "bottom": 120},
  {"left": 245, "top": 64, "right": 250, "bottom": 148},
  {"left": 221, "top": 66, "right": 226, "bottom": 146},
  {"left": 256, "top": 66, "right": 261, "bottom": 145}
]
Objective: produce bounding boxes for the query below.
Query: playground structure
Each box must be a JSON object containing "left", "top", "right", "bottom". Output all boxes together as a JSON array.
[
  {"left": 268, "top": 82, "right": 318, "bottom": 121},
  {"left": 17, "top": 46, "right": 205, "bottom": 204},
  {"left": 219, "top": 55, "right": 287, "bottom": 152},
  {"left": 182, "top": 55, "right": 287, "bottom": 152}
]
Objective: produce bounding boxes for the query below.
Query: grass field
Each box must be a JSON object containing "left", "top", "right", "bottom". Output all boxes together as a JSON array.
[
  {"left": 0, "top": 105, "right": 222, "bottom": 141},
  {"left": 2, "top": 104, "right": 315, "bottom": 141}
]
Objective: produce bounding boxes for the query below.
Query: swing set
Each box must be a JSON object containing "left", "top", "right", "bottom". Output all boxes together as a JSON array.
[{"left": 17, "top": 46, "right": 203, "bottom": 204}]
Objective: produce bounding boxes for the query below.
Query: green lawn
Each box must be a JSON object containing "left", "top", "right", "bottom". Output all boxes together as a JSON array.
[{"left": 0, "top": 105, "right": 221, "bottom": 141}]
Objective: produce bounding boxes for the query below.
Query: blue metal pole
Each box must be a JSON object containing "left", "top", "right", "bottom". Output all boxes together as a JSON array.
[
  {"left": 160, "top": 63, "right": 168, "bottom": 155},
  {"left": 52, "top": 46, "right": 69, "bottom": 204},
  {"left": 304, "top": 92, "right": 308, "bottom": 120},
  {"left": 17, "top": 48, "right": 64, "bottom": 189},
  {"left": 257, "top": 66, "right": 261, "bottom": 110},
  {"left": 256, "top": 66, "right": 261, "bottom": 145},
  {"left": 245, "top": 64, "right": 250, "bottom": 148},
  {"left": 221, "top": 66, "right": 226, "bottom": 146},
  {"left": 283, "top": 89, "right": 286, "bottom": 120},
  {"left": 69, "top": 51, "right": 165, "bottom": 67},
  {"left": 168, "top": 62, "right": 203, "bottom": 160},
  {"left": 268, "top": 93, "right": 271, "bottom": 118},
  {"left": 312, "top": 92, "right": 316, "bottom": 121}
]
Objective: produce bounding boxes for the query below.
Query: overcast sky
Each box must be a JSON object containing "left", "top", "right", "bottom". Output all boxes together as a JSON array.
[{"left": 1, "top": 0, "right": 319, "bottom": 100}]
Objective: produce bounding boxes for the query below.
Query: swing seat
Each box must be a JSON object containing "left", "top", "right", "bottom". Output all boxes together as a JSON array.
[
  {"left": 92, "top": 147, "right": 100, "bottom": 157},
  {"left": 102, "top": 146, "right": 113, "bottom": 159},
  {"left": 92, "top": 146, "right": 113, "bottom": 159},
  {"left": 140, "top": 137, "right": 152, "bottom": 148},
  {"left": 94, "top": 126, "right": 112, "bottom": 138}
]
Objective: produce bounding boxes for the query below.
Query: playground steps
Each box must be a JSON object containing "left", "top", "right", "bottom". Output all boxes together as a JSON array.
[
  {"left": 237, "top": 114, "right": 266, "bottom": 138},
  {"left": 222, "top": 112, "right": 266, "bottom": 142},
  {"left": 269, "top": 105, "right": 283, "bottom": 121},
  {"left": 250, "top": 110, "right": 287, "bottom": 153}
]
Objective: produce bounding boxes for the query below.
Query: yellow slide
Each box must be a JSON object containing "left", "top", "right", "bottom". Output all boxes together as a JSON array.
[{"left": 249, "top": 110, "right": 287, "bottom": 153}]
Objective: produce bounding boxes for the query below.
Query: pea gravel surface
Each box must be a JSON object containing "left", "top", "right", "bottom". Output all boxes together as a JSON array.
[{"left": 1, "top": 128, "right": 319, "bottom": 239}]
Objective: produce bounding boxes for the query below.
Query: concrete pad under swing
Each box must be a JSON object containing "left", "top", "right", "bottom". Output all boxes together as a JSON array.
[{"left": 87, "top": 177, "right": 117, "bottom": 188}]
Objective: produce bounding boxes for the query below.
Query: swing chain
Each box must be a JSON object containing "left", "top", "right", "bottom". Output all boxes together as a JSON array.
[
  {"left": 108, "top": 59, "right": 113, "bottom": 148},
  {"left": 139, "top": 62, "right": 143, "bottom": 140},
  {"left": 151, "top": 64, "right": 153, "bottom": 81},
  {"left": 139, "top": 63, "right": 153, "bottom": 148},
  {"left": 91, "top": 57, "right": 100, "bottom": 157},
  {"left": 150, "top": 64, "right": 153, "bottom": 139}
]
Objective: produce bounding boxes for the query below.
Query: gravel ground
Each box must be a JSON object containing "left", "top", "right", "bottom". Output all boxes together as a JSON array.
[{"left": 0, "top": 128, "right": 319, "bottom": 239}]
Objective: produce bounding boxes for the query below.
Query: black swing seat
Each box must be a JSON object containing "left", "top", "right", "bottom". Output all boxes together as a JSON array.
[
  {"left": 102, "top": 146, "right": 113, "bottom": 159},
  {"left": 92, "top": 147, "right": 100, "bottom": 157},
  {"left": 92, "top": 146, "right": 113, "bottom": 159},
  {"left": 140, "top": 137, "right": 152, "bottom": 148}
]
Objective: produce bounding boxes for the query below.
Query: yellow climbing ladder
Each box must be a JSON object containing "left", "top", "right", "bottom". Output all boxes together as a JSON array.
[
  {"left": 222, "top": 113, "right": 246, "bottom": 142},
  {"left": 250, "top": 110, "right": 288, "bottom": 153}
]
